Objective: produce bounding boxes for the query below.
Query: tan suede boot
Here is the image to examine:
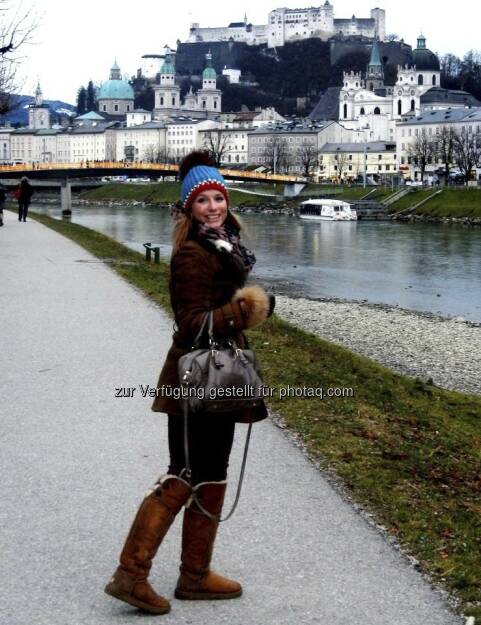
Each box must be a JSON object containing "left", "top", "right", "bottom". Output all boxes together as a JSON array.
[
  {"left": 174, "top": 481, "right": 242, "bottom": 600},
  {"left": 105, "top": 475, "right": 191, "bottom": 614}
]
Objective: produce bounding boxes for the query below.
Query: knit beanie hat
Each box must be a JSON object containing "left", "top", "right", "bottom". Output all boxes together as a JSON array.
[{"left": 179, "top": 151, "right": 229, "bottom": 213}]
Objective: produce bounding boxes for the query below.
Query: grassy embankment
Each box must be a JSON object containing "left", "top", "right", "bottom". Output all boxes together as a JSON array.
[
  {"left": 387, "top": 188, "right": 481, "bottom": 219},
  {"left": 28, "top": 210, "right": 481, "bottom": 620},
  {"left": 78, "top": 182, "right": 395, "bottom": 206}
]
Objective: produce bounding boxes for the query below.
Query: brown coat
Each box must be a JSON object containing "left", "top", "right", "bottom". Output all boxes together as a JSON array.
[{"left": 151, "top": 230, "right": 268, "bottom": 423}]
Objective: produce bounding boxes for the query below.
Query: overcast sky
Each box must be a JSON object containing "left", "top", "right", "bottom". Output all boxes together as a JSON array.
[{"left": 16, "top": 0, "right": 481, "bottom": 105}]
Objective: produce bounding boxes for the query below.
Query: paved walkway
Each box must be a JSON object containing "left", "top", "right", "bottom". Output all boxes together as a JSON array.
[{"left": 0, "top": 210, "right": 464, "bottom": 625}]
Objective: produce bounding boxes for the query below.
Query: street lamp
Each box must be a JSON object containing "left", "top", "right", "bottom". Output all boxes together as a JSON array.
[{"left": 361, "top": 123, "right": 371, "bottom": 188}]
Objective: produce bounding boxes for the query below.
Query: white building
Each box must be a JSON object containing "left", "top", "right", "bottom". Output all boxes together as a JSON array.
[
  {"left": 248, "top": 121, "right": 358, "bottom": 173},
  {"left": 267, "top": 5, "right": 385, "bottom": 48},
  {"left": 187, "top": 15, "right": 267, "bottom": 46},
  {"left": 127, "top": 109, "right": 153, "bottom": 127},
  {"left": 396, "top": 107, "right": 481, "bottom": 181},
  {"left": 0, "top": 127, "right": 14, "bottom": 162},
  {"left": 318, "top": 141, "right": 397, "bottom": 181},
  {"left": 115, "top": 121, "right": 166, "bottom": 162},
  {"left": 185, "top": 4, "right": 385, "bottom": 48},
  {"left": 28, "top": 82, "right": 50, "bottom": 130},
  {"left": 337, "top": 36, "right": 442, "bottom": 143}
]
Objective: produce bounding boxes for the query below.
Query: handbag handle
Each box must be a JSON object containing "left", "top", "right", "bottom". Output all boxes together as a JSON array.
[
  {"left": 182, "top": 398, "right": 252, "bottom": 523},
  {"left": 183, "top": 309, "right": 252, "bottom": 522}
]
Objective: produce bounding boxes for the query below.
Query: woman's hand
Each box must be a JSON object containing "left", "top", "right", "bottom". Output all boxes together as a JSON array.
[{"left": 234, "top": 286, "right": 271, "bottom": 329}]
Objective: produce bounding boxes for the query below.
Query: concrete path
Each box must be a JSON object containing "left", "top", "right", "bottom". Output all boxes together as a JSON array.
[{"left": 0, "top": 210, "right": 464, "bottom": 625}]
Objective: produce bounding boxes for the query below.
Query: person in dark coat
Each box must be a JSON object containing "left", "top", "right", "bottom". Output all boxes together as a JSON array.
[
  {"left": 0, "top": 183, "right": 5, "bottom": 226},
  {"left": 18, "top": 177, "right": 34, "bottom": 222},
  {"left": 105, "top": 152, "right": 275, "bottom": 615}
]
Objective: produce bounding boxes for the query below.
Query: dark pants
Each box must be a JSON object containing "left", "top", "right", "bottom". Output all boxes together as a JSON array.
[
  {"left": 167, "top": 413, "right": 236, "bottom": 485},
  {"left": 18, "top": 200, "right": 30, "bottom": 221}
]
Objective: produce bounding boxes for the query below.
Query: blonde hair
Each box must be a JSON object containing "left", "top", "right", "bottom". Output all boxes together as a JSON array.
[{"left": 172, "top": 210, "right": 243, "bottom": 255}]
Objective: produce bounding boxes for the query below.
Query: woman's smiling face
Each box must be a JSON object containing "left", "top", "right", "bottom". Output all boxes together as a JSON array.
[{"left": 191, "top": 190, "right": 228, "bottom": 229}]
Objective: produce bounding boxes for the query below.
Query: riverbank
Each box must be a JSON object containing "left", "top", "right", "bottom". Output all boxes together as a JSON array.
[
  {"left": 275, "top": 295, "right": 481, "bottom": 396},
  {"left": 23, "top": 209, "right": 481, "bottom": 620},
  {"left": 76, "top": 182, "right": 481, "bottom": 224},
  {"left": 388, "top": 188, "right": 481, "bottom": 224}
]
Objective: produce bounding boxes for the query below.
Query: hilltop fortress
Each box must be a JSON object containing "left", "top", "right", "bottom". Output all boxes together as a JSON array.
[{"left": 186, "top": 3, "right": 386, "bottom": 48}]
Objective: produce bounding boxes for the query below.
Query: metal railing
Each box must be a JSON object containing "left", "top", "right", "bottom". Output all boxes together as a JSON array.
[{"left": 0, "top": 161, "right": 305, "bottom": 183}]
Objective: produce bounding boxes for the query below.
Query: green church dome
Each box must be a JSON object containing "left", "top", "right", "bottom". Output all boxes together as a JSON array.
[
  {"left": 98, "top": 79, "right": 134, "bottom": 101},
  {"left": 412, "top": 35, "right": 440, "bottom": 71}
]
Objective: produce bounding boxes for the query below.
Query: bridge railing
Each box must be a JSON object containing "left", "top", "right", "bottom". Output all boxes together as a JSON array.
[{"left": 0, "top": 161, "right": 306, "bottom": 183}]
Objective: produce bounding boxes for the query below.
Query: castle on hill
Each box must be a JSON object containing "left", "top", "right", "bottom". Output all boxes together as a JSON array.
[{"left": 186, "top": 3, "right": 385, "bottom": 48}]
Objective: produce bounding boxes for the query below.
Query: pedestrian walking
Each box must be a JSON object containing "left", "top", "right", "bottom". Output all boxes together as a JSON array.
[
  {"left": 0, "top": 183, "right": 5, "bottom": 226},
  {"left": 17, "top": 177, "right": 34, "bottom": 222},
  {"left": 105, "top": 151, "right": 275, "bottom": 615}
]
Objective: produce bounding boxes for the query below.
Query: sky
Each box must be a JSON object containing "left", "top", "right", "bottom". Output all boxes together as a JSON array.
[{"left": 14, "top": 0, "right": 481, "bottom": 105}]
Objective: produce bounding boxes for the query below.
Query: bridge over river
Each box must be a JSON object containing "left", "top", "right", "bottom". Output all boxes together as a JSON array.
[{"left": 0, "top": 161, "right": 307, "bottom": 213}]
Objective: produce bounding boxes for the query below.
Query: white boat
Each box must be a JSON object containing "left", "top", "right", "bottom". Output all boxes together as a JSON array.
[{"left": 299, "top": 199, "right": 357, "bottom": 221}]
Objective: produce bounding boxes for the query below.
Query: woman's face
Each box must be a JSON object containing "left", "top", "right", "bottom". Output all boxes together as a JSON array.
[{"left": 191, "top": 190, "right": 227, "bottom": 229}]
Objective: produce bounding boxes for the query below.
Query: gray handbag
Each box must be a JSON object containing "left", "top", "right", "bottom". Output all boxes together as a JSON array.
[
  {"left": 177, "top": 311, "right": 265, "bottom": 521},
  {"left": 178, "top": 310, "right": 264, "bottom": 414}
]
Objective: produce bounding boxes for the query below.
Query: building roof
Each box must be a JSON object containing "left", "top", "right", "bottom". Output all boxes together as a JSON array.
[
  {"left": 122, "top": 121, "right": 165, "bottom": 130},
  {"left": 251, "top": 121, "right": 332, "bottom": 135},
  {"left": 320, "top": 141, "right": 396, "bottom": 153},
  {"left": 398, "top": 107, "right": 481, "bottom": 125},
  {"left": 166, "top": 117, "right": 205, "bottom": 126},
  {"left": 228, "top": 22, "right": 246, "bottom": 28},
  {"left": 98, "top": 79, "right": 134, "bottom": 101},
  {"left": 420, "top": 87, "right": 481, "bottom": 107},
  {"left": 411, "top": 35, "right": 440, "bottom": 71},
  {"left": 368, "top": 40, "right": 382, "bottom": 67},
  {"left": 75, "top": 111, "right": 106, "bottom": 121},
  {"left": 309, "top": 87, "right": 341, "bottom": 121},
  {"left": 70, "top": 124, "right": 114, "bottom": 134},
  {"left": 130, "top": 108, "right": 151, "bottom": 114}
]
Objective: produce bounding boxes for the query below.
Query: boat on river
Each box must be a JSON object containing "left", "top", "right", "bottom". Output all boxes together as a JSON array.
[{"left": 299, "top": 199, "right": 357, "bottom": 221}]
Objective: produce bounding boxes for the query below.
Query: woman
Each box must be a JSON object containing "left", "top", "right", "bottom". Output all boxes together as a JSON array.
[{"left": 105, "top": 152, "right": 274, "bottom": 615}]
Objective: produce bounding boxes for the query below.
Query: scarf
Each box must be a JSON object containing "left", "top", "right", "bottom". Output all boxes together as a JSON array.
[{"left": 196, "top": 221, "right": 256, "bottom": 273}]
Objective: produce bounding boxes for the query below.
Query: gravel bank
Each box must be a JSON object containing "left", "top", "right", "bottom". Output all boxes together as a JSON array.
[{"left": 275, "top": 295, "right": 481, "bottom": 396}]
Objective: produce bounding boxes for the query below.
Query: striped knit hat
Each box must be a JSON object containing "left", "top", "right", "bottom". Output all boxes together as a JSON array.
[{"left": 179, "top": 151, "right": 229, "bottom": 213}]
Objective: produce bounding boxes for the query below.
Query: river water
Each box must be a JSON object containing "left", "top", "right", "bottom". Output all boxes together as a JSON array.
[{"left": 33, "top": 203, "right": 481, "bottom": 323}]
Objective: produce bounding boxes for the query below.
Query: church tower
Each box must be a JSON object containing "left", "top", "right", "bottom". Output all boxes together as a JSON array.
[
  {"left": 195, "top": 51, "right": 222, "bottom": 114},
  {"left": 339, "top": 71, "right": 364, "bottom": 120},
  {"left": 28, "top": 81, "right": 50, "bottom": 130},
  {"left": 366, "top": 39, "right": 384, "bottom": 91},
  {"left": 154, "top": 47, "right": 181, "bottom": 117}
]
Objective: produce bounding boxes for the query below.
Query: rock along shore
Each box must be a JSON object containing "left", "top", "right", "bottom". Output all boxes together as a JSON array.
[{"left": 275, "top": 295, "right": 481, "bottom": 396}]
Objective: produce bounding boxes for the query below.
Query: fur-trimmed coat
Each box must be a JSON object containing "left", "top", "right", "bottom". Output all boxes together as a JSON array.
[{"left": 151, "top": 227, "right": 269, "bottom": 423}]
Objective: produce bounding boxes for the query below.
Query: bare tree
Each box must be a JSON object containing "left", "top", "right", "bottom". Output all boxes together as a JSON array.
[
  {"left": 143, "top": 145, "right": 165, "bottom": 163},
  {"left": 386, "top": 33, "right": 400, "bottom": 42},
  {"left": 297, "top": 140, "right": 319, "bottom": 178},
  {"left": 407, "top": 133, "right": 436, "bottom": 182},
  {"left": 453, "top": 127, "right": 481, "bottom": 185},
  {"left": 335, "top": 151, "right": 349, "bottom": 182},
  {"left": 202, "top": 129, "right": 232, "bottom": 166},
  {"left": 261, "top": 136, "right": 289, "bottom": 174},
  {"left": 436, "top": 127, "right": 456, "bottom": 184},
  {"left": 0, "top": 2, "right": 39, "bottom": 115}
]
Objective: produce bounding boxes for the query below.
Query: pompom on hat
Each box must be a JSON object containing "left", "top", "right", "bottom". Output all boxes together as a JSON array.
[{"left": 179, "top": 151, "right": 229, "bottom": 214}]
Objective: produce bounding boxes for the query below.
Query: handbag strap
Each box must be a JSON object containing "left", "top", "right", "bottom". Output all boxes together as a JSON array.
[{"left": 182, "top": 399, "right": 252, "bottom": 523}]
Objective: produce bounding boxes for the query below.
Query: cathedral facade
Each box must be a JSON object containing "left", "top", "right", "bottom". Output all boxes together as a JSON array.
[
  {"left": 338, "top": 36, "right": 441, "bottom": 140},
  {"left": 153, "top": 49, "right": 222, "bottom": 120}
]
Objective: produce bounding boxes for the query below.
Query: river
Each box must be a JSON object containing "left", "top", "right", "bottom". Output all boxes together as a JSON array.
[{"left": 33, "top": 203, "right": 481, "bottom": 323}]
